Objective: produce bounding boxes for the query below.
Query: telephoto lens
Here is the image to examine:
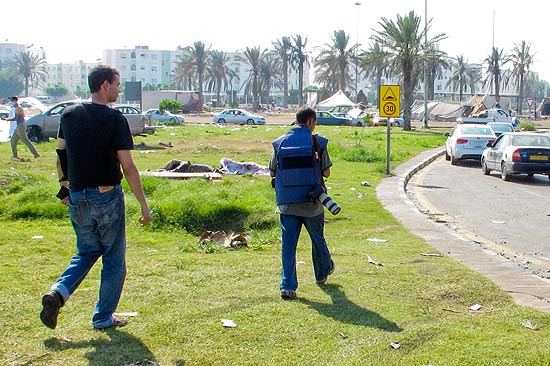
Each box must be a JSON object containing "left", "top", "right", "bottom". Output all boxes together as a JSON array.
[{"left": 318, "top": 192, "right": 341, "bottom": 215}]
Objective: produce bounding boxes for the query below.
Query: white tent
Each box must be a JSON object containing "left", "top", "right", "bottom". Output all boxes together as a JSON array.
[{"left": 316, "top": 90, "right": 355, "bottom": 111}]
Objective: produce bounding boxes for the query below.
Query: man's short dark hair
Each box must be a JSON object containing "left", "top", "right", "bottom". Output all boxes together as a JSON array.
[
  {"left": 88, "top": 65, "right": 120, "bottom": 93},
  {"left": 296, "top": 107, "right": 316, "bottom": 125}
]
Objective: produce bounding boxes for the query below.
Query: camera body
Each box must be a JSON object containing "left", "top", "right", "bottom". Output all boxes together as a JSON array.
[{"left": 308, "top": 185, "right": 341, "bottom": 215}]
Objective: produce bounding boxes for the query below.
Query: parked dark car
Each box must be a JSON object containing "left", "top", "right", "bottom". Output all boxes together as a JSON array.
[
  {"left": 315, "top": 111, "right": 352, "bottom": 126},
  {"left": 481, "top": 132, "right": 550, "bottom": 181}
]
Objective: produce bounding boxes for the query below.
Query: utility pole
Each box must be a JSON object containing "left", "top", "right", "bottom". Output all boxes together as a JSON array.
[
  {"left": 354, "top": 2, "right": 361, "bottom": 103},
  {"left": 423, "top": 0, "right": 429, "bottom": 128}
]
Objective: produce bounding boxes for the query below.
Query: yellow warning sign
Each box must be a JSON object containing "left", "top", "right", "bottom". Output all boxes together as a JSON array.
[{"left": 379, "top": 85, "right": 400, "bottom": 118}]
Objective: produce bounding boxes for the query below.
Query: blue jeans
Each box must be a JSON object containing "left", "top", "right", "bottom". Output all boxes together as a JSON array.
[
  {"left": 51, "top": 185, "right": 126, "bottom": 329},
  {"left": 279, "top": 213, "right": 332, "bottom": 291}
]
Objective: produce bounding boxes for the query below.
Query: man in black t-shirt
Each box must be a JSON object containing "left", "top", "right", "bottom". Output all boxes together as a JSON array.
[{"left": 40, "top": 65, "right": 152, "bottom": 331}]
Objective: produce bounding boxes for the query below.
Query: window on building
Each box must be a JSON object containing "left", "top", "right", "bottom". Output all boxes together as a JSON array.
[
  {"left": 152, "top": 54, "right": 157, "bottom": 60},
  {"left": 131, "top": 64, "right": 136, "bottom": 71},
  {"left": 121, "top": 53, "right": 127, "bottom": 59},
  {"left": 151, "top": 66, "right": 157, "bottom": 72},
  {"left": 131, "top": 52, "right": 136, "bottom": 59},
  {"left": 140, "top": 66, "right": 146, "bottom": 70}
]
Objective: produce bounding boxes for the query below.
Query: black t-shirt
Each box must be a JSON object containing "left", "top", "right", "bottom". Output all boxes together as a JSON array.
[{"left": 58, "top": 102, "right": 134, "bottom": 191}]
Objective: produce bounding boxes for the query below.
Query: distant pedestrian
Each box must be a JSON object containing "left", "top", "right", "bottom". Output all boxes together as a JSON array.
[
  {"left": 40, "top": 65, "right": 152, "bottom": 331},
  {"left": 1, "top": 97, "right": 40, "bottom": 159}
]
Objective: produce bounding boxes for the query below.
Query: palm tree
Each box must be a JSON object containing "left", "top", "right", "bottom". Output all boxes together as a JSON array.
[
  {"left": 241, "top": 46, "right": 265, "bottom": 111},
  {"left": 466, "top": 64, "right": 482, "bottom": 95},
  {"left": 291, "top": 34, "right": 308, "bottom": 106},
  {"left": 314, "top": 30, "right": 355, "bottom": 98},
  {"left": 173, "top": 49, "right": 197, "bottom": 90},
  {"left": 508, "top": 40, "right": 534, "bottom": 114},
  {"left": 426, "top": 47, "right": 450, "bottom": 100},
  {"left": 259, "top": 53, "right": 284, "bottom": 106},
  {"left": 272, "top": 36, "right": 293, "bottom": 108},
  {"left": 360, "top": 41, "right": 391, "bottom": 107},
  {"left": 206, "top": 50, "right": 239, "bottom": 107},
  {"left": 483, "top": 47, "right": 509, "bottom": 104},
  {"left": 8, "top": 51, "right": 47, "bottom": 96},
  {"left": 371, "top": 10, "right": 446, "bottom": 130},
  {"left": 445, "top": 55, "right": 468, "bottom": 102}
]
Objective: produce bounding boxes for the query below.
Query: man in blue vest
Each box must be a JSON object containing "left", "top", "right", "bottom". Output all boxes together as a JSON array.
[{"left": 269, "top": 107, "right": 335, "bottom": 300}]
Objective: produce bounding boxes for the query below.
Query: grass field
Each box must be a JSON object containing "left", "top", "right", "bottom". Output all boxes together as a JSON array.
[{"left": 0, "top": 123, "right": 549, "bottom": 366}]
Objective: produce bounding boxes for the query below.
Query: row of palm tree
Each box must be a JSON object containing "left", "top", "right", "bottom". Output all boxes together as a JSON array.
[{"left": 4, "top": 10, "right": 538, "bottom": 129}]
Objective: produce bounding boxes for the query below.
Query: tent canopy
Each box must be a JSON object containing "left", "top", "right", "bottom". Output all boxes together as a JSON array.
[{"left": 316, "top": 90, "right": 355, "bottom": 111}]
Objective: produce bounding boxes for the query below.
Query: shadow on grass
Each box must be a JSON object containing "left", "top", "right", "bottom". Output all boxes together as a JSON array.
[
  {"left": 44, "top": 329, "right": 159, "bottom": 366},
  {"left": 298, "top": 284, "right": 403, "bottom": 332}
]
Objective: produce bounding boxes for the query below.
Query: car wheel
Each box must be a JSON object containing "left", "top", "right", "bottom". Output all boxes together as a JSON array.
[
  {"left": 218, "top": 118, "right": 226, "bottom": 123},
  {"left": 356, "top": 121, "right": 363, "bottom": 127},
  {"left": 26, "top": 125, "right": 46, "bottom": 143},
  {"left": 501, "top": 162, "right": 510, "bottom": 181},
  {"left": 481, "top": 159, "right": 491, "bottom": 175},
  {"left": 445, "top": 151, "right": 450, "bottom": 161},
  {"left": 450, "top": 155, "right": 458, "bottom": 166},
  {"left": 247, "top": 119, "right": 254, "bottom": 125}
]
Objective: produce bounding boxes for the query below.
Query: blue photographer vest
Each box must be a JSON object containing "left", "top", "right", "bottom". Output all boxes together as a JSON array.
[{"left": 272, "top": 126, "right": 328, "bottom": 205}]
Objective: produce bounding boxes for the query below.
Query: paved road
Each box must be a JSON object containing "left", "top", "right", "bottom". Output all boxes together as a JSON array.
[
  {"left": 377, "top": 148, "right": 550, "bottom": 312},
  {"left": 408, "top": 156, "right": 550, "bottom": 279}
]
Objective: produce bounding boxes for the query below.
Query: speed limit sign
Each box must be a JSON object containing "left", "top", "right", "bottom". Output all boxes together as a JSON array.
[{"left": 379, "top": 85, "right": 400, "bottom": 118}]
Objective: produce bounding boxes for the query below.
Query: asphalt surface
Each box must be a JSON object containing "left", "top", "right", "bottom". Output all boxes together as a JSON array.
[{"left": 376, "top": 147, "right": 550, "bottom": 313}]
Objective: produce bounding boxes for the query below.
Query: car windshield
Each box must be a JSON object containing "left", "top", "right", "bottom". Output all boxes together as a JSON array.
[
  {"left": 489, "top": 123, "right": 513, "bottom": 132},
  {"left": 511, "top": 135, "right": 550, "bottom": 147},
  {"left": 461, "top": 126, "right": 494, "bottom": 135}
]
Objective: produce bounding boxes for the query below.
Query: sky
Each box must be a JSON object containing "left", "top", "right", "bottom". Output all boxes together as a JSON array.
[{"left": 4, "top": 0, "right": 550, "bottom": 81}]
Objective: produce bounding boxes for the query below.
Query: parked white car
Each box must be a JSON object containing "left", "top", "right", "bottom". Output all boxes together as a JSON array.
[
  {"left": 213, "top": 109, "right": 265, "bottom": 125},
  {"left": 144, "top": 109, "right": 185, "bottom": 123},
  {"left": 445, "top": 124, "right": 496, "bottom": 165}
]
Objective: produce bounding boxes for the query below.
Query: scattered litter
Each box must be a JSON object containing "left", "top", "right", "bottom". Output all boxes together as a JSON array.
[
  {"left": 32, "top": 235, "right": 44, "bottom": 239},
  {"left": 337, "top": 331, "right": 348, "bottom": 339},
  {"left": 366, "top": 237, "right": 388, "bottom": 243},
  {"left": 420, "top": 253, "right": 443, "bottom": 257},
  {"left": 158, "top": 142, "right": 173, "bottom": 148},
  {"left": 360, "top": 181, "right": 371, "bottom": 187},
  {"left": 521, "top": 319, "right": 541, "bottom": 330},
  {"left": 469, "top": 304, "right": 482, "bottom": 311},
  {"left": 199, "top": 230, "right": 249, "bottom": 248},
  {"left": 490, "top": 220, "right": 507, "bottom": 224},
  {"left": 221, "top": 319, "right": 238, "bottom": 328},
  {"left": 357, "top": 193, "right": 365, "bottom": 199},
  {"left": 114, "top": 312, "right": 138, "bottom": 317},
  {"left": 351, "top": 187, "right": 356, "bottom": 191},
  {"left": 54, "top": 336, "right": 72, "bottom": 343},
  {"left": 390, "top": 342, "right": 400, "bottom": 349},
  {"left": 367, "top": 255, "right": 383, "bottom": 268},
  {"left": 297, "top": 260, "right": 306, "bottom": 265}
]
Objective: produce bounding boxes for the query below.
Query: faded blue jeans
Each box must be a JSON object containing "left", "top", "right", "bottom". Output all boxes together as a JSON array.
[
  {"left": 51, "top": 184, "right": 126, "bottom": 329},
  {"left": 279, "top": 213, "right": 332, "bottom": 291}
]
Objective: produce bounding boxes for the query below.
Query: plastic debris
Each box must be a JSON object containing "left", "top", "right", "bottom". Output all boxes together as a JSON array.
[
  {"left": 114, "top": 312, "right": 138, "bottom": 317},
  {"left": 390, "top": 342, "right": 400, "bottom": 349},
  {"left": 420, "top": 253, "right": 443, "bottom": 257},
  {"left": 490, "top": 220, "right": 507, "bottom": 224},
  {"left": 221, "top": 319, "right": 238, "bottom": 328},
  {"left": 367, "top": 255, "right": 383, "bottom": 268},
  {"left": 366, "top": 237, "right": 388, "bottom": 243},
  {"left": 337, "top": 331, "right": 348, "bottom": 339},
  {"left": 32, "top": 235, "right": 44, "bottom": 239},
  {"left": 199, "top": 230, "right": 249, "bottom": 248},
  {"left": 360, "top": 181, "right": 371, "bottom": 187},
  {"left": 469, "top": 304, "right": 482, "bottom": 311},
  {"left": 521, "top": 319, "right": 541, "bottom": 330}
]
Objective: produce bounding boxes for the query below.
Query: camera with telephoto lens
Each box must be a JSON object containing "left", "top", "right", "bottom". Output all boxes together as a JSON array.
[{"left": 309, "top": 185, "right": 341, "bottom": 215}]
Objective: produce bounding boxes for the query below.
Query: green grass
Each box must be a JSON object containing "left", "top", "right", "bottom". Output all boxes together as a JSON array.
[{"left": 0, "top": 124, "right": 549, "bottom": 366}]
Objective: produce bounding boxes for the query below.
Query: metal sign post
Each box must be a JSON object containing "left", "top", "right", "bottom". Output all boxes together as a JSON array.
[{"left": 379, "top": 85, "right": 401, "bottom": 175}]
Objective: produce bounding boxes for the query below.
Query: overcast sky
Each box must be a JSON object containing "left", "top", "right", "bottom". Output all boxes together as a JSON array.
[{"left": 5, "top": 0, "right": 549, "bottom": 81}]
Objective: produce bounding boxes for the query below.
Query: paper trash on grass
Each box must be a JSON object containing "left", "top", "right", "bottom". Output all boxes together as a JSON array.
[
  {"left": 469, "top": 304, "right": 482, "bottom": 311},
  {"left": 297, "top": 260, "right": 306, "bottom": 265},
  {"left": 390, "top": 342, "right": 400, "bottom": 349},
  {"left": 490, "top": 220, "right": 507, "bottom": 224},
  {"left": 420, "top": 253, "right": 443, "bottom": 257},
  {"left": 366, "top": 237, "right": 388, "bottom": 243},
  {"left": 114, "top": 312, "right": 138, "bottom": 317},
  {"left": 199, "top": 230, "right": 249, "bottom": 248},
  {"left": 32, "top": 235, "right": 44, "bottom": 239},
  {"left": 337, "top": 331, "right": 348, "bottom": 339},
  {"left": 367, "top": 255, "right": 383, "bottom": 268},
  {"left": 521, "top": 319, "right": 541, "bottom": 330},
  {"left": 221, "top": 319, "right": 238, "bottom": 328}
]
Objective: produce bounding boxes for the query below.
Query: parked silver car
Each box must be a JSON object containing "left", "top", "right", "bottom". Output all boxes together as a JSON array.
[
  {"left": 144, "top": 108, "right": 185, "bottom": 123},
  {"left": 213, "top": 109, "right": 265, "bottom": 125},
  {"left": 25, "top": 100, "right": 149, "bottom": 142},
  {"left": 481, "top": 132, "right": 550, "bottom": 181},
  {"left": 445, "top": 124, "right": 496, "bottom": 165}
]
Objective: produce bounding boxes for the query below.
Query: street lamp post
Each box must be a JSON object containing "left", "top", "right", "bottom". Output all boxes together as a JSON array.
[
  {"left": 354, "top": 1, "right": 361, "bottom": 103},
  {"left": 423, "top": 0, "right": 429, "bottom": 128}
]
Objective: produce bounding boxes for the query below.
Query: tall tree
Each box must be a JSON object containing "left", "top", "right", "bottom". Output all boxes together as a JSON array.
[
  {"left": 272, "top": 36, "right": 293, "bottom": 108},
  {"left": 173, "top": 49, "right": 197, "bottom": 90},
  {"left": 206, "top": 50, "right": 238, "bottom": 107},
  {"left": 466, "top": 64, "right": 482, "bottom": 95},
  {"left": 426, "top": 47, "right": 450, "bottom": 100},
  {"left": 360, "top": 41, "right": 391, "bottom": 107},
  {"left": 371, "top": 10, "right": 446, "bottom": 130},
  {"left": 241, "top": 46, "right": 265, "bottom": 111},
  {"left": 445, "top": 55, "right": 468, "bottom": 102},
  {"left": 291, "top": 34, "right": 308, "bottom": 106},
  {"left": 508, "top": 40, "right": 534, "bottom": 114},
  {"left": 483, "top": 47, "right": 508, "bottom": 104},
  {"left": 314, "top": 30, "right": 355, "bottom": 98},
  {"left": 8, "top": 51, "right": 47, "bottom": 97},
  {"left": 259, "top": 53, "right": 284, "bottom": 106}
]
